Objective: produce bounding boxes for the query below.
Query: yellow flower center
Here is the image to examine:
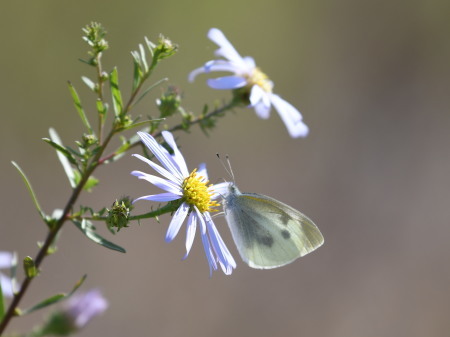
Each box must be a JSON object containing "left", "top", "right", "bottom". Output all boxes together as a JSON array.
[
  {"left": 248, "top": 67, "right": 273, "bottom": 93},
  {"left": 182, "top": 169, "right": 219, "bottom": 213}
]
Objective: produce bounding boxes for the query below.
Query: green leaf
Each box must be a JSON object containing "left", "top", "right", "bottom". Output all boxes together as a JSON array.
[
  {"left": 81, "top": 76, "right": 96, "bottom": 92},
  {"left": 131, "top": 51, "right": 144, "bottom": 92},
  {"left": 139, "top": 43, "right": 149, "bottom": 73},
  {"left": 72, "top": 219, "right": 126, "bottom": 253},
  {"left": 145, "top": 36, "right": 156, "bottom": 56},
  {"left": 20, "top": 275, "right": 87, "bottom": 315},
  {"left": 96, "top": 99, "right": 108, "bottom": 117},
  {"left": 134, "top": 77, "right": 168, "bottom": 106},
  {"left": 0, "top": 277, "right": 5, "bottom": 323},
  {"left": 68, "top": 81, "right": 93, "bottom": 133},
  {"left": 12, "top": 162, "right": 45, "bottom": 220},
  {"left": 110, "top": 67, "right": 123, "bottom": 117},
  {"left": 48, "top": 128, "right": 77, "bottom": 188}
]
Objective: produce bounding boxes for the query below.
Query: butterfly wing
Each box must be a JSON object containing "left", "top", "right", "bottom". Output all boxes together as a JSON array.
[{"left": 225, "top": 192, "right": 324, "bottom": 269}]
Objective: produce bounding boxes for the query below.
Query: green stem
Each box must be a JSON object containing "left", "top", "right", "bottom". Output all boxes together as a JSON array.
[
  {"left": 0, "top": 127, "right": 116, "bottom": 335},
  {"left": 96, "top": 52, "right": 105, "bottom": 143},
  {"left": 98, "top": 99, "right": 238, "bottom": 165}
]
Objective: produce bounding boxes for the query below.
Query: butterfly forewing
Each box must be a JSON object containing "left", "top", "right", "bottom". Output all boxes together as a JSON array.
[{"left": 225, "top": 190, "right": 324, "bottom": 269}]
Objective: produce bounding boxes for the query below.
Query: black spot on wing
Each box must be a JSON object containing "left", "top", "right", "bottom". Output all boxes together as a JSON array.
[
  {"left": 257, "top": 234, "right": 274, "bottom": 247},
  {"left": 281, "top": 229, "right": 291, "bottom": 239}
]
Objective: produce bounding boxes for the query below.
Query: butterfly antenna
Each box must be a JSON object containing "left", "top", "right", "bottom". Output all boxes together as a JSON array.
[{"left": 216, "top": 153, "right": 235, "bottom": 183}]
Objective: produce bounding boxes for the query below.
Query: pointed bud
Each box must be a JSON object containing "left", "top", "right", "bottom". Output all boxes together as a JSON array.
[{"left": 23, "top": 256, "right": 38, "bottom": 279}]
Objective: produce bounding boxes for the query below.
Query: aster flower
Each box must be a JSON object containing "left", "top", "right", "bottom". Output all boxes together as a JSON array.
[
  {"left": 0, "top": 251, "right": 14, "bottom": 298},
  {"left": 189, "top": 28, "right": 309, "bottom": 138},
  {"left": 131, "top": 131, "right": 236, "bottom": 275}
]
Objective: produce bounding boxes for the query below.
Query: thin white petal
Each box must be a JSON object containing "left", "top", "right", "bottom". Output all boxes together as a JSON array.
[
  {"left": 0, "top": 274, "right": 13, "bottom": 298},
  {"left": 137, "top": 132, "right": 185, "bottom": 181},
  {"left": 210, "top": 182, "right": 231, "bottom": 199},
  {"left": 208, "top": 28, "right": 248, "bottom": 69},
  {"left": 205, "top": 215, "right": 236, "bottom": 272},
  {"left": 253, "top": 100, "right": 272, "bottom": 119},
  {"left": 197, "top": 163, "right": 208, "bottom": 180},
  {"left": 207, "top": 76, "right": 247, "bottom": 90},
  {"left": 197, "top": 213, "right": 218, "bottom": 274},
  {"left": 270, "top": 94, "right": 309, "bottom": 138},
  {"left": 165, "top": 202, "right": 189, "bottom": 242},
  {"left": 161, "top": 131, "right": 189, "bottom": 177},
  {"left": 132, "top": 154, "right": 180, "bottom": 184},
  {"left": 183, "top": 212, "right": 197, "bottom": 259},
  {"left": 133, "top": 193, "right": 181, "bottom": 203},
  {"left": 0, "top": 252, "right": 13, "bottom": 269},
  {"left": 131, "top": 171, "right": 182, "bottom": 195}
]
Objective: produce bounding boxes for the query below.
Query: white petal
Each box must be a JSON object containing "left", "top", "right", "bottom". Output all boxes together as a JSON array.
[
  {"left": 207, "top": 76, "right": 247, "bottom": 90},
  {"left": 253, "top": 100, "right": 272, "bottom": 119},
  {"left": 0, "top": 252, "right": 13, "bottom": 269},
  {"left": 270, "top": 94, "right": 309, "bottom": 138},
  {"left": 183, "top": 212, "right": 197, "bottom": 259},
  {"left": 208, "top": 28, "right": 248, "bottom": 70},
  {"left": 137, "top": 132, "right": 185, "bottom": 181},
  {"left": 197, "top": 163, "right": 208, "bottom": 180},
  {"left": 0, "top": 274, "right": 13, "bottom": 298},
  {"left": 132, "top": 154, "right": 180, "bottom": 184},
  {"left": 165, "top": 202, "right": 189, "bottom": 242},
  {"left": 249, "top": 86, "right": 271, "bottom": 119},
  {"left": 131, "top": 171, "right": 182, "bottom": 195},
  {"left": 161, "top": 131, "right": 189, "bottom": 177},
  {"left": 197, "top": 212, "right": 218, "bottom": 274},
  {"left": 210, "top": 182, "right": 231, "bottom": 199},
  {"left": 205, "top": 214, "right": 236, "bottom": 270},
  {"left": 133, "top": 192, "right": 181, "bottom": 203}
]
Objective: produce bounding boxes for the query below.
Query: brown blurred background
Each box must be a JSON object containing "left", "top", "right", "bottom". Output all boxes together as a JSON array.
[{"left": 1, "top": 1, "right": 450, "bottom": 336}]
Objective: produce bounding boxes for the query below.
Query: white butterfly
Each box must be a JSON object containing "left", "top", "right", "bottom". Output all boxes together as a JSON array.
[{"left": 223, "top": 184, "right": 324, "bottom": 269}]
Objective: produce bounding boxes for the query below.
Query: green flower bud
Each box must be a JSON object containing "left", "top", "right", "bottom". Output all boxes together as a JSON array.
[
  {"left": 82, "top": 22, "right": 109, "bottom": 55},
  {"left": 156, "top": 86, "right": 182, "bottom": 118},
  {"left": 106, "top": 198, "right": 132, "bottom": 232},
  {"left": 153, "top": 35, "right": 177, "bottom": 60},
  {"left": 23, "top": 256, "right": 38, "bottom": 278}
]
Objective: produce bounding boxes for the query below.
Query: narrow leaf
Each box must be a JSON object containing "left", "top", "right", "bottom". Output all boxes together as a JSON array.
[
  {"left": 110, "top": 67, "right": 123, "bottom": 117},
  {"left": 139, "top": 43, "right": 149, "bottom": 73},
  {"left": 81, "top": 76, "right": 96, "bottom": 92},
  {"left": 145, "top": 36, "right": 156, "bottom": 56},
  {"left": 96, "top": 99, "right": 108, "bottom": 117},
  {"left": 42, "top": 139, "right": 77, "bottom": 166},
  {"left": 0, "top": 279, "right": 5, "bottom": 322},
  {"left": 72, "top": 219, "right": 126, "bottom": 253},
  {"left": 132, "top": 52, "right": 143, "bottom": 92},
  {"left": 134, "top": 78, "right": 168, "bottom": 106},
  {"left": 11, "top": 162, "right": 45, "bottom": 220},
  {"left": 68, "top": 81, "right": 93, "bottom": 132},
  {"left": 48, "top": 128, "right": 76, "bottom": 188},
  {"left": 20, "top": 275, "right": 86, "bottom": 315}
]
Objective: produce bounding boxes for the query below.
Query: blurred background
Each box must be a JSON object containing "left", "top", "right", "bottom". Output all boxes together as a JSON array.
[{"left": 1, "top": 0, "right": 450, "bottom": 336}]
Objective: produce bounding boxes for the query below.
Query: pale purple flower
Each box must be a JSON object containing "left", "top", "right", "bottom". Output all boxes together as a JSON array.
[
  {"left": 131, "top": 131, "right": 236, "bottom": 275},
  {"left": 0, "top": 251, "right": 14, "bottom": 298},
  {"left": 189, "top": 28, "right": 309, "bottom": 138},
  {"left": 63, "top": 289, "right": 108, "bottom": 329}
]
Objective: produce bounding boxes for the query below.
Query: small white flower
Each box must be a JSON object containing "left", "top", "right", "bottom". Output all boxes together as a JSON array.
[
  {"left": 131, "top": 131, "right": 236, "bottom": 275},
  {"left": 0, "top": 251, "right": 14, "bottom": 298},
  {"left": 189, "top": 28, "right": 309, "bottom": 138}
]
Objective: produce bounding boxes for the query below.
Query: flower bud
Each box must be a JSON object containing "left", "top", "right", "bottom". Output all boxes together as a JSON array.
[
  {"left": 106, "top": 198, "right": 132, "bottom": 232},
  {"left": 153, "top": 35, "right": 177, "bottom": 60},
  {"left": 156, "top": 86, "right": 182, "bottom": 118}
]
